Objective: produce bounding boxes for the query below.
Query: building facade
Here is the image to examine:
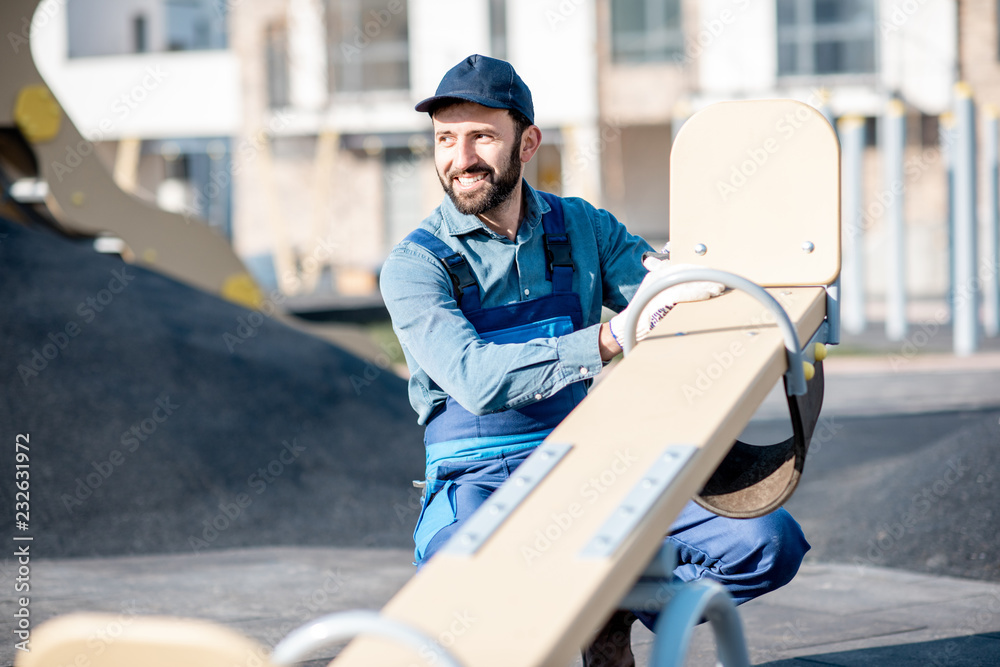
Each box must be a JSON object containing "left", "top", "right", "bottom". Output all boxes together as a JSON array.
[{"left": 37, "top": 1, "right": 1000, "bottom": 325}]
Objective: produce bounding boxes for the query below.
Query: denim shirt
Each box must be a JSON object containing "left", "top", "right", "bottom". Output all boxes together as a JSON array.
[{"left": 379, "top": 182, "right": 653, "bottom": 425}]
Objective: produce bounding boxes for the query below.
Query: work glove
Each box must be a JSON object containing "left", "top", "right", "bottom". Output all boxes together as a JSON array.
[{"left": 609, "top": 245, "right": 725, "bottom": 347}]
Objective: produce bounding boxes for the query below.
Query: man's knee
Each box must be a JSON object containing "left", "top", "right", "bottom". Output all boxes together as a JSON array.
[{"left": 756, "top": 508, "right": 810, "bottom": 591}]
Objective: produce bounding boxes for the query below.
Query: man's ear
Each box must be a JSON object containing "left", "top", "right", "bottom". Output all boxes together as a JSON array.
[{"left": 519, "top": 125, "right": 543, "bottom": 164}]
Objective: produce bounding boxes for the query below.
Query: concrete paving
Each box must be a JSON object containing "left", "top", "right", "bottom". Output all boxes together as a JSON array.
[{"left": 3, "top": 547, "right": 999, "bottom": 666}]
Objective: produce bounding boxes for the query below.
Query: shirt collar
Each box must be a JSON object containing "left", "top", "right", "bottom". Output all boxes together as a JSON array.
[{"left": 439, "top": 180, "right": 551, "bottom": 237}]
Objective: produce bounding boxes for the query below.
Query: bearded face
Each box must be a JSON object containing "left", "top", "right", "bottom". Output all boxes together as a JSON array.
[
  {"left": 432, "top": 104, "right": 526, "bottom": 218},
  {"left": 437, "top": 135, "right": 522, "bottom": 216}
]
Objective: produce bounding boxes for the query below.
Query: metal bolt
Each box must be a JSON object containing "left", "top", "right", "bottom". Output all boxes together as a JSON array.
[
  {"left": 802, "top": 241, "right": 815, "bottom": 253},
  {"left": 694, "top": 243, "right": 708, "bottom": 256}
]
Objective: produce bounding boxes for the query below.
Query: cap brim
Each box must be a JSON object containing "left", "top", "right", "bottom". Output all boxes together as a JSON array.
[{"left": 414, "top": 93, "right": 511, "bottom": 114}]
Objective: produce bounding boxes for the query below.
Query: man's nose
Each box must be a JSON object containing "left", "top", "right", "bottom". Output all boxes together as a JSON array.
[{"left": 452, "top": 138, "right": 479, "bottom": 172}]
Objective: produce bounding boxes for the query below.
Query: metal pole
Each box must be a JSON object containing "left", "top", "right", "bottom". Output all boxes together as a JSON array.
[
  {"left": 884, "top": 99, "right": 907, "bottom": 341},
  {"left": 839, "top": 115, "right": 866, "bottom": 334},
  {"left": 941, "top": 112, "right": 957, "bottom": 325},
  {"left": 953, "top": 82, "right": 979, "bottom": 355},
  {"left": 982, "top": 105, "right": 1000, "bottom": 337}
]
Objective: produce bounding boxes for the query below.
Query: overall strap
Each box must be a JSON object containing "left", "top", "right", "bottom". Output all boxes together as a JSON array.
[
  {"left": 404, "top": 228, "right": 482, "bottom": 311},
  {"left": 537, "top": 192, "right": 574, "bottom": 293}
]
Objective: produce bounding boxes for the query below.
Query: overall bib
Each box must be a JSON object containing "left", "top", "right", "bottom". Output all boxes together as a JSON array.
[{"left": 405, "top": 192, "right": 587, "bottom": 566}]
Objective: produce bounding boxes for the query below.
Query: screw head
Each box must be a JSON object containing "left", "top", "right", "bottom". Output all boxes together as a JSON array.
[
  {"left": 694, "top": 243, "right": 708, "bottom": 256},
  {"left": 802, "top": 241, "right": 815, "bottom": 253}
]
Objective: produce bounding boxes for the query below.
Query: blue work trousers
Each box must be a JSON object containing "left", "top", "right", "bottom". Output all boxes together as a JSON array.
[{"left": 417, "top": 447, "right": 810, "bottom": 623}]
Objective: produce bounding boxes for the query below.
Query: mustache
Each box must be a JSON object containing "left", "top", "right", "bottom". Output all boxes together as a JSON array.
[{"left": 446, "top": 166, "right": 494, "bottom": 180}]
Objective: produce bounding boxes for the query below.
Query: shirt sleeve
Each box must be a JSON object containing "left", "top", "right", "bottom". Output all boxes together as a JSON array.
[{"left": 379, "top": 243, "right": 605, "bottom": 417}]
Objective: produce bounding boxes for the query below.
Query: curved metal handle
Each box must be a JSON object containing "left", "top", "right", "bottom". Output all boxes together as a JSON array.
[
  {"left": 271, "top": 610, "right": 463, "bottom": 667},
  {"left": 622, "top": 268, "right": 807, "bottom": 395},
  {"left": 650, "top": 580, "right": 751, "bottom": 667}
]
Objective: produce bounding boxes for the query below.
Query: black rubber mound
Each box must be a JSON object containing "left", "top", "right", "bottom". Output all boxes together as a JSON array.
[
  {"left": 786, "top": 408, "right": 1000, "bottom": 582},
  {"left": 0, "top": 218, "right": 424, "bottom": 558}
]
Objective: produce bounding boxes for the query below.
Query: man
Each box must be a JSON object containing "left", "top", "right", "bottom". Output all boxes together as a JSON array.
[{"left": 379, "top": 54, "right": 809, "bottom": 666}]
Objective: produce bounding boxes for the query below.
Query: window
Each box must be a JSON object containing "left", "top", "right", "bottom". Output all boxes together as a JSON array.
[
  {"left": 133, "top": 14, "right": 148, "bottom": 53},
  {"left": 265, "top": 21, "right": 291, "bottom": 109},
  {"left": 164, "top": 0, "right": 226, "bottom": 51},
  {"left": 777, "top": 0, "right": 876, "bottom": 76},
  {"left": 328, "top": 0, "right": 410, "bottom": 94},
  {"left": 611, "top": 0, "right": 683, "bottom": 63},
  {"left": 489, "top": 0, "right": 507, "bottom": 60}
]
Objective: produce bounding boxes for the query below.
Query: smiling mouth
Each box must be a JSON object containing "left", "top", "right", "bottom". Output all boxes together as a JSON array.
[{"left": 454, "top": 172, "right": 488, "bottom": 189}]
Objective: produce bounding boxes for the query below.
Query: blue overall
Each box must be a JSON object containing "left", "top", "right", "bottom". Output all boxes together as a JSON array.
[
  {"left": 405, "top": 192, "right": 586, "bottom": 567},
  {"left": 402, "top": 192, "right": 810, "bottom": 616}
]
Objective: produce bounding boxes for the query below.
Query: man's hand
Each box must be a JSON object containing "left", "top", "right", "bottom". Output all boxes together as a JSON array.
[{"left": 608, "top": 250, "right": 725, "bottom": 351}]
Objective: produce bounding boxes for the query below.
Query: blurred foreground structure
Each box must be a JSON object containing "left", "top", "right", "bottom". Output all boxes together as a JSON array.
[{"left": 29, "top": 0, "right": 1000, "bottom": 348}]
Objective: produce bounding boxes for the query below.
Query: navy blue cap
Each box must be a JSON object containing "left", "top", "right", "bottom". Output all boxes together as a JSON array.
[{"left": 415, "top": 54, "right": 534, "bottom": 124}]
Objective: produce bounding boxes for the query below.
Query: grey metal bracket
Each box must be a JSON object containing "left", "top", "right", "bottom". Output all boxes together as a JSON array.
[
  {"left": 441, "top": 441, "right": 573, "bottom": 557},
  {"left": 579, "top": 445, "right": 697, "bottom": 559},
  {"left": 803, "top": 320, "right": 831, "bottom": 362},
  {"left": 621, "top": 268, "right": 809, "bottom": 396},
  {"left": 825, "top": 275, "right": 841, "bottom": 345}
]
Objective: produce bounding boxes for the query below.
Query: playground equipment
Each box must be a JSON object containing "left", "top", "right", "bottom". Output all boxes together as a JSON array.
[
  {"left": 19, "top": 98, "right": 840, "bottom": 666},
  {"left": 0, "top": 0, "right": 263, "bottom": 308}
]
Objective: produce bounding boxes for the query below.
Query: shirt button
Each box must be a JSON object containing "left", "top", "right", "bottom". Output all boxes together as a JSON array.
[
  {"left": 524, "top": 289, "right": 530, "bottom": 296},
  {"left": 534, "top": 393, "right": 543, "bottom": 400},
  {"left": 579, "top": 366, "right": 588, "bottom": 376}
]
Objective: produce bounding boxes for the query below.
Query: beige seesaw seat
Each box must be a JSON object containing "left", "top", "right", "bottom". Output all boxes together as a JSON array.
[{"left": 16, "top": 614, "right": 273, "bottom": 667}]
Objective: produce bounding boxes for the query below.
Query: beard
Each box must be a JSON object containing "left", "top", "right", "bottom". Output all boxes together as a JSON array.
[{"left": 438, "top": 139, "right": 522, "bottom": 216}]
